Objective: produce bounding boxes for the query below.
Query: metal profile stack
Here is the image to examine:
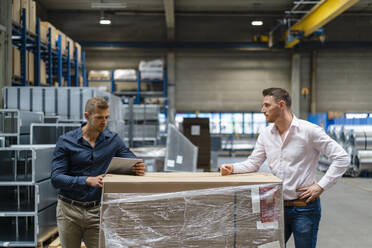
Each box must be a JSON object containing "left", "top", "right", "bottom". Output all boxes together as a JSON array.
[
  {"left": 164, "top": 124, "right": 198, "bottom": 172},
  {"left": 0, "top": 109, "right": 43, "bottom": 146},
  {"left": 323, "top": 125, "right": 372, "bottom": 177},
  {"left": 3, "top": 87, "right": 95, "bottom": 121},
  {"left": 0, "top": 145, "right": 57, "bottom": 247},
  {"left": 122, "top": 104, "right": 160, "bottom": 143},
  {"left": 30, "top": 123, "right": 81, "bottom": 144},
  {"left": 3, "top": 87, "right": 126, "bottom": 141}
]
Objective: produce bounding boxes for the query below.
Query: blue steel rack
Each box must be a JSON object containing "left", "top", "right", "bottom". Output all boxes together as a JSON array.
[
  {"left": 88, "top": 70, "right": 167, "bottom": 115},
  {"left": 11, "top": 8, "right": 87, "bottom": 87}
]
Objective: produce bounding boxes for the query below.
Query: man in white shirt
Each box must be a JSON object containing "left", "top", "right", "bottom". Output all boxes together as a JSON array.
[{"left": 220, "top": 88, "right": 349, "bottom": 248}]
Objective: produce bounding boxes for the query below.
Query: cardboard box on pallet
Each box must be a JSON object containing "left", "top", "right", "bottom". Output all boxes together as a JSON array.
[
  {"left": 29, "top": 0, "right": 36, "bottom": 33},
  {"left": 20, "top": 0, "right": 30, "bottom": 29},
  {"left": 28, "top": 51, "right": 34, "bottom": 84},
  {"left": 99, "top": 172, "right": 284, "bottom": 248},
  {"left": 74, "top": 42, "right": 82, "bottom": 64},
  {"left": 183, "top": 118, "right": 211, "bottom": 171},
  {"left": 12, "top": 47, "right": 21, "bottom": 77},
  {"left": 40, "top": 60, "right": 47, "bottom": 84},
  {"left": 55, "top": 29, "right": 67, "bottom": 55},
  {"left": 66, "top": 36, "right": 74, "bottom": 59},
  {"left": 12, "top": 0, "right": 21, "bottom": 23},
  {"left": 41, "top": 21, "right": 56, "bottom": 49}
]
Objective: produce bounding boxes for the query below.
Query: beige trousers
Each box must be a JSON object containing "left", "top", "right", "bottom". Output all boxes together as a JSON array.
[{"left": 56, "top": 199, "right": 100, "bottom": 248}]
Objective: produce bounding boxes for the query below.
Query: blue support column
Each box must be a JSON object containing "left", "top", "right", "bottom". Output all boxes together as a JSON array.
[
  {"left": 35, "top": 19, "right": 41, "bottom": 86},
  {"left": 57, "top": 34, "right": 62, "bottom": 86},
  {"left": 66, "top": 41, "right": 71, "bottom": 86},
  {"left": 82, "top": 51, "right": 87, "bottom": 87},
  {"left": 21, "top": 8, "right": 27, "bottom": 86},
  {"left": 47, "top": 27, "right": 53, "bottom": 86},
  {"left": 74, "top": 46, "right": 78, "bottom": 86},
  {"left": 163, "top": 69, "right": 168, "bottom": 117},
  {"left": 110, "top": 70, "right": 115, "bottom": 93},
  {"left": 136, "top": 71, "right": 141, "bottom": 104}
]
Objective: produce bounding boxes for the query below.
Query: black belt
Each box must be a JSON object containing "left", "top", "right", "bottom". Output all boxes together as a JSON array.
[{"left": 58, "top": 195, "right": 100, "bottom": 209}]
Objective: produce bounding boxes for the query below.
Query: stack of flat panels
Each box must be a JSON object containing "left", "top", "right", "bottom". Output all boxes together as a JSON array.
[
  {"left": 3, "top": 87, "right": 124, "bottom": 124},
  {"left": 0, "top": 145, "right": 57, "bottom": 247},
  {"left": 99, "top": 173, "right": 284, "bottom": 248},
  {"left": 0, "top": 109, "right": 43, "bottom": 146}
]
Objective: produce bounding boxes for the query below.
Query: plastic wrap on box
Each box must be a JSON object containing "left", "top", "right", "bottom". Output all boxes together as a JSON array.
[
  {"left": 114, "top": 69, "right": 137, "bottom": 81},
  {"left": 88, "top": 70, "right": 111, "bottom": 80},
  {"left": 139, "top": 59, "right": 164, "bottom": 72},
  {"left": 140, "top": 71, "right": 163, "bottom": 80},
  {"left": 101, "top": 184, "right": 284, "bottom": 248}
]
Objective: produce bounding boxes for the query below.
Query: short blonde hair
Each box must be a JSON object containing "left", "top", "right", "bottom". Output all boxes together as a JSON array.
[{"left": 85, "top": 97, "right": 109, "bottom": 114}]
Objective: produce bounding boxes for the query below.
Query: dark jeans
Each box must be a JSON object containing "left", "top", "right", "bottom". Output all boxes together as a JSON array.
[{"left": 284, "top": 198, "right": 321, "bottom": 248}]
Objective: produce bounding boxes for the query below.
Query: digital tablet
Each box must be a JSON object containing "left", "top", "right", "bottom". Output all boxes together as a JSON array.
[{"left": 105, "top": 157, "right": 143, "bottom": 175}]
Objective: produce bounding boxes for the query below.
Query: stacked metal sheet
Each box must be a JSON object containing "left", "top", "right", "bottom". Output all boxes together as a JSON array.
[
  {"left": 0, "top": 109, "right": 44, "bottom": 146},
  {"left": 2, "top": 87, "right": 126, "bottom": 142},
  {"left": 0, "top": 145, "right": 57, "bottom": 247},
  {"left": 325, "top": 125, "right": 372, "bottom": 176},
  {"left": 30, "top": 123, "right": 81, "bottom": 144},
  {"left": 3, "top": 87, "right": 124, "bottom": 123}
]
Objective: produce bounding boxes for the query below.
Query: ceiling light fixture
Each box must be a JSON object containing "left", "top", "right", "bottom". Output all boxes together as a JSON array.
[
  {"left": 99, "top": 11, "right": 111, "bottom": 25},
  {"left": 251, "top": 20, "right": 263, "bottom": 26},
  {"left": 99, "top": 18, "right": 111, "bottom": 25},
  {"left": 91, "top": 2, "right": 126, "bottom": 9}
]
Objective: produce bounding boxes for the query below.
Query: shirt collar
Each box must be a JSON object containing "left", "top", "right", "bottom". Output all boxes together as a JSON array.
[
  {"left": 77, "top": 123, "right": 111, "bottom": 142},
  {"left": 270, "top": 114, "right": 298, "bottom": 134}
]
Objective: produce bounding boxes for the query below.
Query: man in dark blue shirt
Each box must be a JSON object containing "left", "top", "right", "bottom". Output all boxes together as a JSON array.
[{"left": 51, "top": 97, "right": 145, "bottom": 248}]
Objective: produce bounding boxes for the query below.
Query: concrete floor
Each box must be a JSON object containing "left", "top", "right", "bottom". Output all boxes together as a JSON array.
[{"left": 218, "top": 157, "right": 372, "bottom": 248}]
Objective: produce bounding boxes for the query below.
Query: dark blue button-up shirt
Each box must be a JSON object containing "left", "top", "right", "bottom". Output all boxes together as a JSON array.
[{"left": 51, "top": 126, "right": 136, "bottom": 202}]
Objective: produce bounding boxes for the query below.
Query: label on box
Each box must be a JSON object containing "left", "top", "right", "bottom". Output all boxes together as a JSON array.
[
  {"left": 176, "top": 155, "right": 183, "bottom": 164},
  {"left": 259, "top": 186, "right": 278, "bottom": 223},
  {"left": 167, "top": 160, "right": 175, "bottom": 168},
  {"left": 191, "top": 125, "right": 200, "bottom": 136}
]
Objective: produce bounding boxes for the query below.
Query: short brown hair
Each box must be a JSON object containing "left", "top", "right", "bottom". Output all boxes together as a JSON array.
[
  {"left": 85, "top": 97, "right": 109, "bottom": 114},
  {"left": 262, "top": 88, "right": 291, "bottom": 108}
]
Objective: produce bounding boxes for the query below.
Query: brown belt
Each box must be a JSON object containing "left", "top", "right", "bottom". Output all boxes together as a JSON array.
[
  {"left": 284, "top": 199, "right": 308, "bottom": 207},
  {"left": 59, "top": 195, "right": 100, "bottom": 209}
]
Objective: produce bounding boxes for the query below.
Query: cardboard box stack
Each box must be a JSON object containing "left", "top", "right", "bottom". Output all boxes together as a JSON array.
[
  {"left": 11, "top": 1, "right": 84, "bottom": 85},
  {"left": 99, "top": 172, "right": 284, "bottom": 248},
  {"left": 183, "top": 118, "right": 211, "bottom": 171},
  {"left": 40, "top": 21, "right": 56, "bottom": 49}
]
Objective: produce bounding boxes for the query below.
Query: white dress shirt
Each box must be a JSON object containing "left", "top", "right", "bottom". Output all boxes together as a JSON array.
[{"left": 233, "top": 116, "right": 350, "bottom": 200}]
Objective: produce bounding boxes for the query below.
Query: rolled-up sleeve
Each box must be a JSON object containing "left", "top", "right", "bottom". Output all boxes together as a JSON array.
[
  {"left": 232, "top": 133, "right": 266, "bottom": 173},
  {"left": 51, "top": 136, "right": 88, "bottom": 190},
  {"left": 311, "top": 126, "right": 350, "bottom": 190}
]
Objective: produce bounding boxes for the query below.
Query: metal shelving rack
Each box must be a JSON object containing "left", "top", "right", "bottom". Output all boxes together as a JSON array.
[
  {"left": 11, "top": 8, "right": 88, "bottom": 87},
  {"left": 88, "top": 70, "right": 167, "bottom": 115}
]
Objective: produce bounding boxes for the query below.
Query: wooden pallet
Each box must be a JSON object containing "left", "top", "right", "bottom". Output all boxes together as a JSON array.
[
  {"left": 48, "top": 237, "right": 86, "bottom": 248},
  {"left": 36, "top": 227, "right": 58, "bottom": 248}
]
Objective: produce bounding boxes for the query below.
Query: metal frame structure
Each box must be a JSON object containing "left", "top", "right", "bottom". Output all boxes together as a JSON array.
[
  {"left": 30, "top": 123, "right": 81, "bottom": 144},
  {"left": 0, "top": 109, "right": 43, "bottom": 146},
  {"left": 87, "top": 69, "right": 168, "bottom": 115},
  {"left": 0, "top": 145, "right": 56, "bottom": 247},
  {"left": 11, "top": 8, "right": 87, "bottom": 86}
]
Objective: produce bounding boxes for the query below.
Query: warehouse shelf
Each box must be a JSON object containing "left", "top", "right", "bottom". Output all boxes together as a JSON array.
[
  {"left": 88, "top": 70, "right": 167, "bottom": 116},
  {"left": 11, "top": 8, "right": 87, "bottom": 87}
]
